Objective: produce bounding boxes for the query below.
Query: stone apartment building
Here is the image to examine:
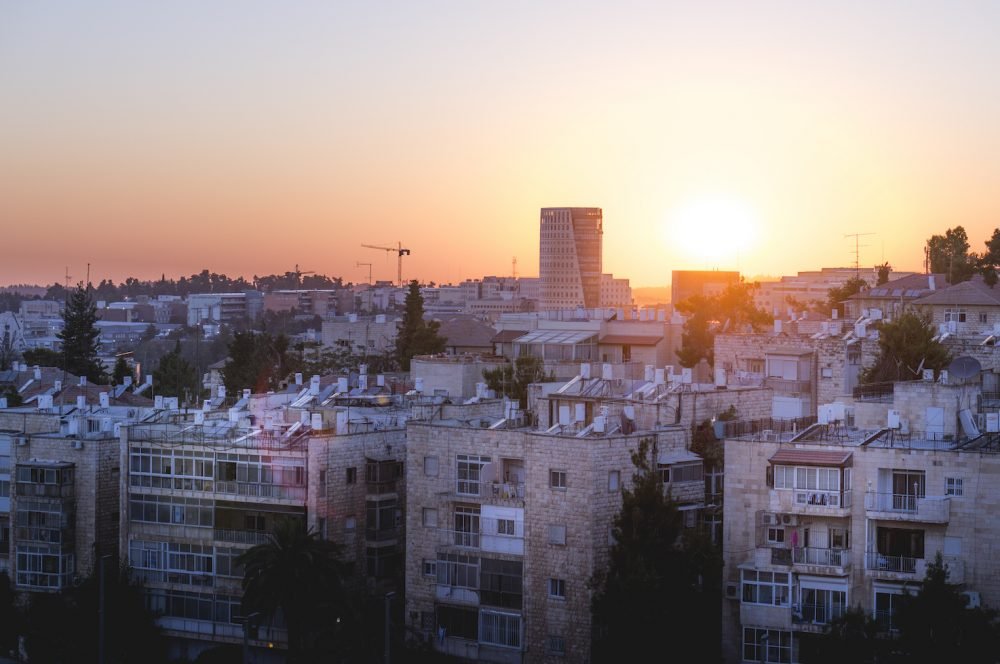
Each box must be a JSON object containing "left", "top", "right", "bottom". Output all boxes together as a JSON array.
[
  {"left": 721, "top": 379, "right": 1000, "bottom": 663},
  {"left": 403, "top": 412, "right": 699, "bottom": 663}
]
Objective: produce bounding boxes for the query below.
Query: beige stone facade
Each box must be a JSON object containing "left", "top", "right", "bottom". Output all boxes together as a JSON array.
[
  {"left": 721, "top": 386, "right": 1000, "bottom": 663},
  {"left": 404, "top": 421, "right": 694, "bottom": 663}
]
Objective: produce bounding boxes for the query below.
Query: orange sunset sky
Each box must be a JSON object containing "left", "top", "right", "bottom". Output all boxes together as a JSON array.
[{"left": 2, "top": 2, "right": 1000, "bottom": 288}]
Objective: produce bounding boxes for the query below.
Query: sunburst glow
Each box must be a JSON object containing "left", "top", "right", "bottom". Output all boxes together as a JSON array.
[{"left": 667, "top": 196, "right": 759, "bottom": 264}]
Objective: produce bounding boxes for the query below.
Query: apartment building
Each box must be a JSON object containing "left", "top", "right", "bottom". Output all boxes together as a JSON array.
[
  {"left": 721, "top": 379, "right": 1000, "bottom": 663},
  {"left": 186, "top": 291, "right": 263, "bottom": 326},
  {"left": 321, "top": 313, "right": 400, "bottom": 355},
  {"left": 404, "top": 392, "right": 705, "bottom": 663}
]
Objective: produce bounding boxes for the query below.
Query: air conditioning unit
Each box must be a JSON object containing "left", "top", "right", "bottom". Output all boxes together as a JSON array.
[
  {"left": 15, "top": 437, "right": 27, "bottom": 447},
  {"left": 760, "top": 512, "right": 779, "bottom": 526},
  {"left": 962, "top": 591, "right": 981, "bottom": 609},
  {"left": 781, "top": 514, "right": 798, "bottom": 526}
]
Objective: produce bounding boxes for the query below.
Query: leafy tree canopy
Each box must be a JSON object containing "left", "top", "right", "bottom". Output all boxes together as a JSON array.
[
  {"left": 827, "top": 276, "right": 870, "bottom": 318},
  {"left": 927, "top": 226, "right": 977, "bottom": 284},
  {"left": 675, "top": 281, "right": 771, "bottom": 368},
  {"left": 861, "top": 310, "right": 950, "bottom": 384},
  {"left": 482, "top": 355, "right": 554, "bottom": 409}
]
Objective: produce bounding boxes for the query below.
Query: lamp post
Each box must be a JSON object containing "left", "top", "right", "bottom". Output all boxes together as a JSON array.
[{"left": 242, "top": 611, "right": 261, "bottom": 664}]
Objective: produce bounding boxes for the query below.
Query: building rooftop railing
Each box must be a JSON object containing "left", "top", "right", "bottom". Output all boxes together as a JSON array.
[
  {"left": 719, "top": 416, "right": 818, "bottom": 442},
  {"left": 127, "top": 423, "right": 307, "bottom": 451},
  {"left": 852, "top": 381, "right": 895, "bottom": 403}
]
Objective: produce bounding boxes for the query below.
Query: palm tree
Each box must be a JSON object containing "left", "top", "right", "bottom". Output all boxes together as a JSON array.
[{"left": 237, "top": 519, "right": 348, "bottom": 662}]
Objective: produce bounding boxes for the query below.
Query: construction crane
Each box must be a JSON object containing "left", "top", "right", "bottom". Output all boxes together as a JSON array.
[
  {"left": 361, "top": 242, "right": 411, "bottom": 287},
  {"left": 293, "top": 264, "right": 315, "bottom": 286}
]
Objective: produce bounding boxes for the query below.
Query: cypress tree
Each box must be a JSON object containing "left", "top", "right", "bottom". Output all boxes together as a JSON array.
[{"left": 57, "top": 285, "right": 105, "bottom": 383}]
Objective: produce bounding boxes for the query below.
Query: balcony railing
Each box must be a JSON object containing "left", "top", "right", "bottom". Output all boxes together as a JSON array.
[
  {"left": 453, "top": 480, "right": 527, "bottom": 505},
  {"left": 365, "top": 479, "right": 398, "bottom": 495},
  {"left": 438, "top": 528, "right": 480, "bottom": 549},
  {"left": 794, "top": 490, "right": 851, "bottom": 508},
  {"left": 214, "top": 481, "right": 306, "bottom": 501},
  {"left": 793, "top": 547, "right": 849, "bottom": 568},
  {"left": 213, "top": 528, "right": 271, "bottom": 546},
  {"left": 853, "top": 381, "right": 894, "bottom": 403},
  {"left": 365, "top": 526, "right": 400, "bottom": 542},
  {"left": 865, "top": 551, "right": 919, "bottom": 574},
  {"left": 864, "top": 491, "right": 950, "bottom": 522},
  {"left": 794, "top": 602, "right": 846, "bottom": 625},
  {"left": 764, "top": 378, "right": 812, "bottom": 394}
]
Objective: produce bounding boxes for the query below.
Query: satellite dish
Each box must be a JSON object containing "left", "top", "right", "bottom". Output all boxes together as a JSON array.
[{"left": 947, "top": 356, "right": 981, "bottom": 381}]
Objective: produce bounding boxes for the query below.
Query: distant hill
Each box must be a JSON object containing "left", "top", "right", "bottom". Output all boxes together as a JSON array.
[{"left": 632, "top": 287, "right": 670, "bottom": 307}]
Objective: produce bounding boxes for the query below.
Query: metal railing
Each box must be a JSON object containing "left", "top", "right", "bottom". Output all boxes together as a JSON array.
[
  {"left": 794, "top": 602, "right": 845, "bottom": 625},
  {"left": 127, "top": 424, "right": 308, "bottom": 451},
  {"left": 214, "top": 481, "right": 306, "bottom": 501},
  {"left": 865, "top": 551, "right": 918, "bottom": 574},
  {"left": 793, "top": 547, "right": 848, "bottom": 568},
  {"left": 764, "top": 378, "right": 812, "bottom": 394},
  {"left": 864, "top": 491, "right": 950, "bottom": 521},
  {"left": 853, "top": 382, "right": 894, "bottom": 403},
  {"left": 213, "top": 528, "right": 271, "bottom": 546},
  {"left": 794, "top": 490, "right": 851, "bottom": 508},
  {"left": 438, "top": 528, "right": 481, "bottom": 549},
  {"left": 717, "top": 416, "right": 818, "bottom": 441}
]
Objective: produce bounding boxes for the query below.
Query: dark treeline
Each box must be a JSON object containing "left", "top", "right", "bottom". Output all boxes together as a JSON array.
[{"left": 2, "top": 269, "right": 347, "bottom": 310}]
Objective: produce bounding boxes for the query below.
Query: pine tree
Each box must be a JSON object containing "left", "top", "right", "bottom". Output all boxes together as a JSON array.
[
  {"left": 394, "top": 281, "right": 446, "bottom": 371},
  {"left": 155, "top": 341, "right": 199, "bottom": 403},
  {"left": 57, "top": 285, "right": 105, "bottom": 383},
  {"left": 112, "top": 356, "right": 131, "bottom": 385}
]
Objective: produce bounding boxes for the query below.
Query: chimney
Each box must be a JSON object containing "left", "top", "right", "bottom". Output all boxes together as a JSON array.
[
  {"left": 929, "top": 275, "right": 936, "bottom": 291},
  {"left": 99, "top": 392, "right": 109, "bottom": 408},
  {"left": 337, "top": 377, "right": 348, "bottom": 393},
  {"left": 377, "top": 374, "right": 385, "bottom": 387},
  {"left": 309, "top": 375, "right": 321, "bottom": 396},
  {"left": 77, "top": 396, "right": 86, "bottom": 409},
  {"left": 295, "top": 373, "right": 303, "bottom": 386}
]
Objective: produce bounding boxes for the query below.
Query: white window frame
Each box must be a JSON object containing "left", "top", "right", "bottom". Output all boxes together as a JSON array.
[
  {"left": 741, "top": 569, "right": 790, "bottom": 607},
  {"left": 548, "top": 577, "right": 566, "bottom": 599},
  {"left": 945, "top": 477, "right": 963, "bottom": 496}
]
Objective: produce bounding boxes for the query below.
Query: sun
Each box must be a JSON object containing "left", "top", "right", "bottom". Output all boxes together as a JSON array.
[{"left": 666, "top": 196, "right": 759, "bottom": 264}]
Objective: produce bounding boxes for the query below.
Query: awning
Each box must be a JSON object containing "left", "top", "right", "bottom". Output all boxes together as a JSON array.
[
  {"left": 768, "top": 449, "right": 852, "bottom": 467},
  {"left": 514, "top": 329, "right": 597, "bottom": 345},
  {"left": 657, "top": 450, "right": 702, "bottom": 465},
  {"left": 599, "top": 334, "right": 662, "bottom": 346},
  {"left": 491, "top": 329, "right": 527, "bottom": 343}
]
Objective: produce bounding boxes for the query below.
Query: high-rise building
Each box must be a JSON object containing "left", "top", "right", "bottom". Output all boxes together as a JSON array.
[{"left": 539, "top": 208, "right": 603, "bottom": 311}]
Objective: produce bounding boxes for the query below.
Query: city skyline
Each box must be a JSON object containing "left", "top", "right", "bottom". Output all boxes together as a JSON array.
[{"left": 3, "top": 2, "right": 1000, "bottom": 287}]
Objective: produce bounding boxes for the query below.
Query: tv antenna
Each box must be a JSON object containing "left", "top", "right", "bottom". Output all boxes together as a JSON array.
[
  {"left": 512, "top": 256, "right": 518, "bottom": 280},
  {"left": 844, "top": 233, "right": 875, "bottom": 278}
]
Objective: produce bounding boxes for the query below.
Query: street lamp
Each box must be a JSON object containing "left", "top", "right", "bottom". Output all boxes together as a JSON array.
[{"left": 242, "top": 611, "right": 261, "bottom": 664}]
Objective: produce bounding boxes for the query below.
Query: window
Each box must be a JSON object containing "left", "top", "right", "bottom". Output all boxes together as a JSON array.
[
  {"left": 830, "top": 527, "right": 850, "bottom": 549},
  {"left": 980, "top": 312, "right": 989, "bottom": 324},
  {"left": 767, "top": 527, "right": 785, "bottom": 544},
  {"left": 454, "top": 506, "right": 480, "bottom": 547},
  {"left": 944, "top": 309, "right": 967, "bottom": 323},
  {"left": 318, "top": 469, "right": 326, "bottom": 486},
  {"left": 244, "top": 514, "right": 265, "bottom": 531},
  {"left": 480, "top": 558, "right": 522, "bottom": 609},
  {"left": 800, "top": 586, "right": 847, "bottom": 624},
  {"left": 436, "top": 605, "right": 478, "bottom": 641},
  {"left": 875, "top": 588, "right": 908, "bottom": 631},
  {"left": 437, "top": 553, "right": 479, "bottom": 589},
  {"left": 660, "top": 462, "right": 703, "bottom": 484},
  {"left": 741, "top": 570, "right": 790, "bottom": 606},
  {"left": 497, "top": 519, "right": 515, "bottom": 536},
  {"left": 945, "top": 477, "right": 963, "bottom": 496},
  {"left": 423, "top": 560, "right": 437, "bottom": 577},
  {"left": 547, "top": 635, "right": 566, "bottom": 656},
  {"left": 424, "top": 456, "right": 439, "bottom": 477},
  {"left": 346, "top": 467, "right": 357, "bottom": 484},
  {"left": 345, "top": 516, "right": 357, "bottom": 532},
  {"left": 549, "top": 470, "right": 567, "bottom": 489},
  {"left": 457, "top": 454, "right": 490, "bottom": 496},
  {"left": 548, "top": 524, "right": 566, "bottom": 546},
  {"left": 608, "top": 470, "right": 620, "bottom": 492},
  {"left": 422, "top": 508, "right": 438, "bottom": 528},
  {"left": 479, "top": 609, "right": 521, "bottom": 649},
  {"left": 548, "top": 578, "right": 566, "bottom": 599},
  {"left": 0, "top": 480, "right": 9, "bottom": 497},
  {"left": 742, "top": 628, "right": 792, "bottom": 663}
]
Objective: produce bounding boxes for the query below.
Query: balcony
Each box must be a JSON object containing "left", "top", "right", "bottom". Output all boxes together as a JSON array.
[
  {"left": 214, "top": 481, "right": 306, "bottom": 503},
  {"left": 865, "top": 551, "right": 926, "bottom": 579},
  {"left": 764, "top": 377, "right": 812, "bottom": 395},
  {"left": 213, "top": 528, "right": 271, "bottom": 546},
  {"left": 365, "top": 526, "right": 400, "bottom": 543},
  {"left": 438, "top": 528, "right": 481, "bottom": 550},
  {"left": 792, "top": 547, "right": 851, "bottom": 572},
  {"left": 864, "top": 492, "right": 950, "bottom": 523},
  {"left": 453, "top": 481, "right": 526, "bottom": 507},
  {"left": 769, "top": 489, "right": 851, "bottom": 517},
  {"left": 792, "top": 602, "right": 846, "bottom": 632}
]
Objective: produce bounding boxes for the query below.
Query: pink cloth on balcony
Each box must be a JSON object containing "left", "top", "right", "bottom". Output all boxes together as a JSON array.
[{"left": 790, "top": 529, "right": 799, "bottom": 548}]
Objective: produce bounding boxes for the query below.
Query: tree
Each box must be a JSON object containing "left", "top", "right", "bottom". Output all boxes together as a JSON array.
[
  {"left": 23, "top": 562, "right": 165, "bottom": 664},
  {"left": 675, "top": 282, "right": 770, "bottom": 368},
  {"left": 805, "top": 606, "right": 879, "bottom": 664},
  {"left": 57, "top": 284, "right": 105, "bottom": 383},
  {"left": 112, "top": 355, "right": 131, "bottom": 385},
  {"left": 876, "top": 262, "right": 892, "bottom": 286},
  {"left": 21, "top": 347, "right": 64, "bottom": 369},
  {"left": 155, "top": 340, "right": 200, "bottom": 402},
  {"left": 861, "top": 310, "right": 951, "bottom": 384},
  {"left": 591, "top": 438, "right": 722, "bottom": 662},
  {"left": 238, "top": 520, "right": 350, "bottom": 662},
  {"left": 395, "top": 281, "right": 446, "bottom": 371},
  {"left": 926, "top": 226, "right": 976, "bottom": 284},
  {"left": 221, "top": 331, "right": 292, "bottom": 394},
  {"left": 482, "top": 355, "right": 553, "bottom": 408},
  {"left": 0, "top": 323, "right": 18, "bottom": 371},
  {"left": 826, "top": 276, "right": 869, "bottom": 318},
  {"left": 0, "top": 385, "right": 22, "bottom": 408},
  {"left": 894, "top": 553, "right": 1000, "bottom": 664}
]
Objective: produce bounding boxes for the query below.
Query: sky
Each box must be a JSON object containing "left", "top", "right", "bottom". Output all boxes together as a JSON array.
[{"left": 2, "top": 1, "right": 1000, "bottom": 288}]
